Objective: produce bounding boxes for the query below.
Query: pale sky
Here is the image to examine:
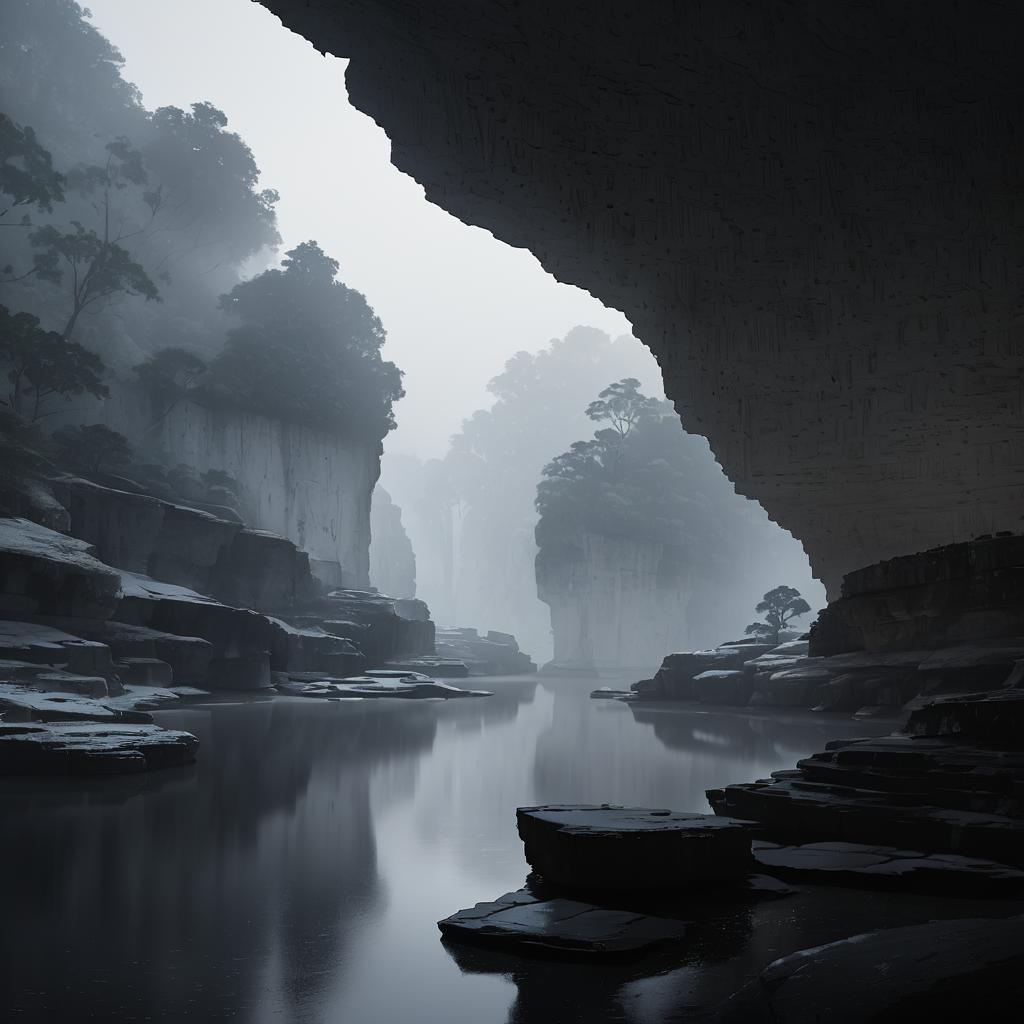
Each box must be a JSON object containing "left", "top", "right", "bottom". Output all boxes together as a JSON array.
[{"left": 85, "top": 0, "right": 635, "bottom": 459}]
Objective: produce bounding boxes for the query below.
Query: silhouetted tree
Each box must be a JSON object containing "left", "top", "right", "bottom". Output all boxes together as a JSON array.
[
  {"left": 585, "top": 377, "right": 663, "bottom": 440},
  {"left": 0, "top": 303, "right": 107, "bottom": 420},
  {"left": 0, "top": 113, "right": 65, "bottom": 224},
  {"left": 52, "top": 422, "right": 131, "bottom": 475},
  {"left": 744, "top": 585, "right": 811, "bottom": 641},
  {"left": 25, "top": 137, "right": 161, "bottom": 337}
]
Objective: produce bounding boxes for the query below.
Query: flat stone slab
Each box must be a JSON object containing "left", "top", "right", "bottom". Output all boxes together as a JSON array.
[
  {"left": 589, "top": 688, "right": 633, "bottom": 700},
  {"left": 517, "top": 805, "right": 756, "bottom": 891},
  {"left": 277, "top": 675, "right": 491, "bottom": 700},
  {"left": 753, "top": 839, "right": 1024, "bottom": 896},
  {"left": 438, "top": 888, "right": 688, "bottom": 960},
  {"left": 0, "top": 721, "right": 198, "bottom": 775}
]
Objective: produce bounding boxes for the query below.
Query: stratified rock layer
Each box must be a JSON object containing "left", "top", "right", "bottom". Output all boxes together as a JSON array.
[
  {"left": 709, "top": 691, "right": 1024, "bottom": 864},
  {"left": 260, "top": 0, "right": 1024, "bottom": 594}
]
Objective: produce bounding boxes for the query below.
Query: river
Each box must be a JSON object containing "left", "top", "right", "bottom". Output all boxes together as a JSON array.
[{"left": 0, "top": 677, "right": 1007, "bottom": 1022}]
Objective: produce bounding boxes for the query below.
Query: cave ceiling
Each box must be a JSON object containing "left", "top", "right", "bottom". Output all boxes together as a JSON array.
[{"left": 260, "top": 0, "right": 1024, "bottom": 593}]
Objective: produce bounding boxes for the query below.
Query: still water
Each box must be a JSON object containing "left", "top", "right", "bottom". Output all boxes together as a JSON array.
[{"left": 0, "top": 678, "right": 994, "bottom": 1022}]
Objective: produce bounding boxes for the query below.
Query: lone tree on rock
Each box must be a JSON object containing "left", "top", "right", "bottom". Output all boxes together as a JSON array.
[{"left": 745, "top": 585, "right": 811, "bottom": 642}]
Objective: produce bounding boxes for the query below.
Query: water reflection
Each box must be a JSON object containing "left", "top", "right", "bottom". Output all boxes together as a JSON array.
[{"left": 0, "top": 679, "right": 906, "bottom": 1023}]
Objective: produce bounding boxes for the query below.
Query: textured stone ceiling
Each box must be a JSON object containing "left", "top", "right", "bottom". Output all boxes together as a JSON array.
[{"left": 261, "top": 0, "right": 1024, "bottom": 594}]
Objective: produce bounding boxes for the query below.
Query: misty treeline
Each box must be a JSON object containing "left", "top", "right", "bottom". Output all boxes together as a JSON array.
[
  {"left": 381, "top": 328, "right": 821, "bottom": 660},
  {"left": 0, "top": 0, "right": 401, "bottom": 502},
  {"left": 535, "top": 378, "right": 812, "bottom": 647},
  {"left": 380, "top": 327, "right": 663, "bottom": 658}
]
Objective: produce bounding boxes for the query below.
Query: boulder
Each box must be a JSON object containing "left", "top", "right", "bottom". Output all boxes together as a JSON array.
[
  {"left": 715, "top": 915, "right": 1024, "bottom": 1023},
  {"left": 516, "top": 805, "right": 756, "bottom": 891}
]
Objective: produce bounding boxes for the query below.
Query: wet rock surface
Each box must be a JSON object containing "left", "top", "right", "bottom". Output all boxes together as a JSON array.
[
  {"left": 276, "top": 672, "right": 491, "bottom": 700},
  {"left": 752, "top": 839, "right": 1024, "bottom": 896},
  {"left": 709, "top": 697, "right": 1024, "bottom": 864},
  {"left": 517, "top": 805, "right": 756, "bottom": 891},
  {"left": 715, "top": 914, "right": 1024, "bottom": 1023},
  {"left": 435, "top": 627, "right": 537, "bottom": 676},
  {"left": 0, "top": 720, "right": 198, "bottom": 775},
  {"left": 438, "top": 888, "right": 688, "bottom": 960},
  {"left": 0, "top": 517, "right": 121, "bottom": 620}
]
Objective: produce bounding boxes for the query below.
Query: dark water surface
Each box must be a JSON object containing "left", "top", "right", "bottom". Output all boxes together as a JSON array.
[{"left": 0, "top": 678, "right": 1012, "bottom": 1022}]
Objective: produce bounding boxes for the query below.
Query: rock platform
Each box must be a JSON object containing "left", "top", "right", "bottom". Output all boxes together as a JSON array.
[
  {"left": 516, "top": 805, "right": 756, "bottom": 892},
  {"left": 0, "top": 721, "right": 198, "bottom": 775},
  {"left": 438, "top": 888, "right": 688, "bottom": 960}
]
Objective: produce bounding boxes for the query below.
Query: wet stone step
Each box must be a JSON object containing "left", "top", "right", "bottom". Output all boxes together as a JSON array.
[
  {"left": 516, "top": 805, "right": 758, "bottom": 892},
  {"left": 438, "top": 888, "right": 688, "bottom": 960},
  {"left": 752, "top": 839, "right": 1024, "bottom": 896}
]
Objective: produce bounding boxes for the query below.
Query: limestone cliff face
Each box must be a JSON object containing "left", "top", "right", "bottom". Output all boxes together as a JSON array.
[
  {"left": 261, "top": 1, "right": 1024, "bottom": 594},
  {"left": 94, "top": 385, "right": 378, "bottom": 588},
  {"left": 536, "top": 530, "right": 693, "bottom": 673},
  {"left": 369, "top": 487, "right": 416, "bottom": 598}
]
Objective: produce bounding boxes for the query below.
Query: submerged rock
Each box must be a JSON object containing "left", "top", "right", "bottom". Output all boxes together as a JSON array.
[
  {"left": 0, "top": 720, "right": 198, "bottom": 775},
  {"left": 517, "top": 805, "right": 756, "bottom": 891},
  {"left": 438, "top": 887, "right": 688, "bottom": 960}
]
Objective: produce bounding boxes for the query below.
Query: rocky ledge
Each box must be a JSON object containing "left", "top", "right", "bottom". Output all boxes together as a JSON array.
[
  {"left": 0, "top": 721, "right": 198, "bottom": 775},
  {"left": 276, "top": 670, "right": 491, "bottom": 700},
  {"left": 709, "top": 689, "right": 1024, "bottom": 865}
]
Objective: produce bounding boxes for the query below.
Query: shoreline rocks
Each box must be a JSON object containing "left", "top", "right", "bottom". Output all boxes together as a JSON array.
[{"left": 0, "top": 720, "right": 198, "bottom": 775}]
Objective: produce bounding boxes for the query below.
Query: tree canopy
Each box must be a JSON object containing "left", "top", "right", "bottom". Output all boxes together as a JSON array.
[
  {"left": 0, "top": 303, "right": 108, "bottom": 421},
  {"left": 535, "top": 380, "right": 738, "bottom": 557},
  {"left": 0, "top": 113, "right": 65, "bottom": 222},
  {"left": 204, "top": 241, "right": 403, "bottom": 438}
]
